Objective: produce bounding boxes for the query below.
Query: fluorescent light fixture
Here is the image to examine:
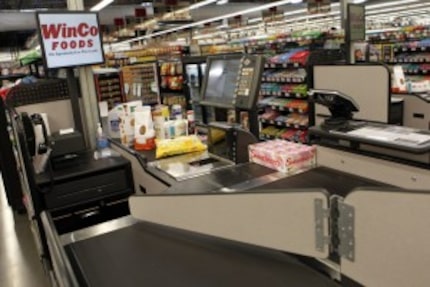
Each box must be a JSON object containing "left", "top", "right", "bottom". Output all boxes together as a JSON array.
[
  {"left": 114, "top": 0, "right": 299, "bottom": 47},
  {"left": 217, "top": 0, "right": 228, "bottom": 5},
  {"left": 366, "top": 0, "right": 419, "bottom": 10},
  {"left": 189, "top": 0, "right": 218, "bottom": 10},
  {"left": 353, "top": 0, "right": 367, "bottom": 3},
  {"left": 291, "top": 0, "right": 303, "bottom": 3},
  {"left": 90, "top": 0, "right": 114, "bottom": 11},
  {"left": 366, "top": 3, "right": 430, "bottom": 15},
  {"left": 248, "top": 17, "right": 262, "bottom": 24}
]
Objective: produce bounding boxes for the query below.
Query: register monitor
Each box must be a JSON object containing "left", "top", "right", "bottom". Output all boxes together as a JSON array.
[
  {"left": 200, "top": 54, "right": 242, "bottom": 109},
  {"left": 200, "top": 54, "right": 264, "bottom": 111}
]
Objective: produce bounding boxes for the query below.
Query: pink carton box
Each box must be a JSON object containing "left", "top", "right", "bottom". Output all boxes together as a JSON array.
[{"left": 248, "top": 140, "right": 316, "bottom": 173}]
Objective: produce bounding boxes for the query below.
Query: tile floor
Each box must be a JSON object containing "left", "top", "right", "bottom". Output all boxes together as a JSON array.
[{"left": 0, "top": 175, "right": 50, "bottom": 287}]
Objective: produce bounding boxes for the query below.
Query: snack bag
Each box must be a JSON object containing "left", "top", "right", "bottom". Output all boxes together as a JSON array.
[{"left": 156, "top": 135, "right": 207, "bottom": 159}]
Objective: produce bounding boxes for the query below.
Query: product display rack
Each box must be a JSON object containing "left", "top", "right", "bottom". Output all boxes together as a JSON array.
[
  {"left": 121, "top": 63, "right": 160, "bottom": 105},
  {"left": 362, "top": 25, "right": 430, "bottom": 78},
  {"left": 248, "top": 42, "right": 310, "bottom": 144},
  {"left": 157, "top": 57, "right": 188, "bottom": 110},
  {"left": 93, "top": 70, "right": 125, "bottom": 110}
]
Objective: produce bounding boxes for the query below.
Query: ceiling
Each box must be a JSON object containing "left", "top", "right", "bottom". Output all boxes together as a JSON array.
[{"left": 0, "top": 0, "right": 427, "bottom": 50}]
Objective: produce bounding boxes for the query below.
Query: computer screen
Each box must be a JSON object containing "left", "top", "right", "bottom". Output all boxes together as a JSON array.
[{"left": 201, "top": 55, "right": 242, "bottom": 108}]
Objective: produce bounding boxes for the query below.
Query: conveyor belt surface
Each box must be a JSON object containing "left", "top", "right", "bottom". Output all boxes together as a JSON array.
[
  {"left": 251, "top": 166, "right": 387, "bottom": 197},
  {"left": 66, "top": 221, "right": 340, "bottom": 287}
]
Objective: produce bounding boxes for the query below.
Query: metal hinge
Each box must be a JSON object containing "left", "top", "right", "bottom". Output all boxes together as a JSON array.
[
  {"left": 314, "top": 198, "right": 331, "bottom": 252},
  {"left": 337, "top": 200, "right": 355, "bottom": 262},
  {"left": 314, "top": 197, "right": 355, "bottom": 262}
]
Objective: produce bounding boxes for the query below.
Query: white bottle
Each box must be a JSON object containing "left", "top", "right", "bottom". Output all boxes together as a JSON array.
[
  {"left": 164, "top": 120, "right": 174, "bottom": 139},
  {"left": 174, "top": 115, "right": 188, "bottom": 138}
]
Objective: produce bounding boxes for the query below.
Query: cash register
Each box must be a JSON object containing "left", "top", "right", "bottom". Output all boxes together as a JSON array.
[
  {"left": 308, "top": 89, "right": 430, "bottom": 159},
  {"left": 147, "top": 54, "right": 265, "bottom": 182}
]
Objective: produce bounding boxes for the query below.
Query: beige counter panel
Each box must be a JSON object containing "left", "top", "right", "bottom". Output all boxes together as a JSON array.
[{"left": 130, "top": 190, "right": 330, "bottom": 259}]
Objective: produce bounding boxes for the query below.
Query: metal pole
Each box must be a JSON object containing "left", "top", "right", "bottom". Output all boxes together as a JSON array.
[{"left": 67, "top": 0, "right": 98, "bottom": 149}]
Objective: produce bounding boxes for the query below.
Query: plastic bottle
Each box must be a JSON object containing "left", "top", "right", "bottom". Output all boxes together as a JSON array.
[
  {"left": 174, "top": 115, "right": 188, "bottom": 138},
  {"left": 164, "top": 120, "right": 174, "bottom": 139},
  {"left": 96, "top": 123, "right": 109, "bottom": 150},
  {"left": 187, "top": 110, "right": 195, "bottom": 135}
]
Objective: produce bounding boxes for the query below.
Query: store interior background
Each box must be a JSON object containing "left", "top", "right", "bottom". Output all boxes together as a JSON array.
[{"left": 1, "top": 1, "right": 430, "bottom": 287}]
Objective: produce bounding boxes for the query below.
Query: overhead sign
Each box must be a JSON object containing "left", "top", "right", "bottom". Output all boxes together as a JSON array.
[
  {"left": 308, "top": 0, "right": 331, "bottom": 14},
  {"left": 36, "top": 12, "right": 105, "bottom": 69},
  {"left": 347, "top": 4, "right": 366, "bottom": 41}
]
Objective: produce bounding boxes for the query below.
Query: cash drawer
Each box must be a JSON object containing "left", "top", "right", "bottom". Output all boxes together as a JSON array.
[{"left": 43, "top": 168, "right": 131, "bottom": 210}]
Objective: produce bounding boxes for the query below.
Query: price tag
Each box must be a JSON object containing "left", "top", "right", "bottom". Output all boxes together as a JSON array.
[
  {"left": 422, "top": 47, "right": 427, "bottom": 52},
  {"left": 270, "top": 120, "right": 275, "bottom": 124},
  {"left": 279, "top": 107, "right": 285, "bottom": 111},
  {"left": 403, "top": 47, "right": 407, "bottom": 52},
  {"left": 294, "top": 63, "right": 299, "bottom": 68},
  {"left": 271, "top": 64, "right": 276, "bottom": 68},
  {"left": 411, "top": 47, "right": 417, "bottom": 52}
]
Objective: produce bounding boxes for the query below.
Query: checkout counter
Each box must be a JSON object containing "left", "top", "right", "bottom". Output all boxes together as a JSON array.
[{"left": 40, "top": 60, "right": 430, "bottom": 287}]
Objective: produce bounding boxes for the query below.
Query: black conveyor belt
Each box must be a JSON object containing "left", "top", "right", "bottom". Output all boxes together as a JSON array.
[
  {"left": 250, "top": 166, "right": 387, "bottom": 197},
  {"left": 66, "top": 221, "right": 340, "bottom": 287}
]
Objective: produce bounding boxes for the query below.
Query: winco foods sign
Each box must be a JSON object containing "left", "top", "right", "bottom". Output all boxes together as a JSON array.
[{"left": 37, "top": 13, "right": 105, "bottom": 69}]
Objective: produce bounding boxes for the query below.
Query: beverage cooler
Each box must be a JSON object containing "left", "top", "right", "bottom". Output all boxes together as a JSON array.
[{"left": 182, "top": 56, "right": 210, "bottom": 123}]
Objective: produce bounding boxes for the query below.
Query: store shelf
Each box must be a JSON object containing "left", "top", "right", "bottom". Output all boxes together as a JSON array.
[
  {"left": 121, "top": 63, "right": 160, "bottom": 104},
  {"left": 403, "top": 69, "right": 429, "bottom": 75},
  {"left": 259, "top": 91, "right": 307, "bottom": 99},
  {"left": 388, "top": 58, "right": 430, "bottom": 64},
  {"left": 264, "top": 62, "right": 304, "bottom": 69},
  {"left": 265, "top": 105, "right": 308, "bottom": 114},
  {"left": 259, "top": 118, "right": 308, "bottom": 130},
  {"left": 259, "top": 133, "right": 308, "bottom": 144},
  {"left": 237, "top": 34, "right": 321, "bottom": 47},
  {"left": 261, "top": 77, "right": 306, "bottom": 84},
  {"left": 394, "top": 46, "right": 430, "bottom": 53}
]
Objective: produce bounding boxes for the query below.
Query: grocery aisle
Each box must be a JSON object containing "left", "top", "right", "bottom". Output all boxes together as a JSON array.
[{"left": 0, "top": 175, "right": 50, "bottom": 287}]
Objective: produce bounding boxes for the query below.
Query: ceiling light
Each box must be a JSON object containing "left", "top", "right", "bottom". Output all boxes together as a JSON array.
[
  {"left": 366, "top": 3, "right": 430, "bottom": 15},
  {"left": 353, "top": 0, "right": 367, "bottom": 3},
  {"left": 115, "top": 0, "right": 299, "bottom": 47},
  {"left": 291, "top": 0, "right": 303, "bottom": 3},
  {"left": 217, "top": 0, "right": 228, "bottom": 5},
  {"left": 366, "top": 0, "right": 419, "bottom": 10},
  {"left": 90, "top": 0, "right": 114, "bottom": 11},
  {"left": 248, "top": 17, "right": 262, "bottom": 24}
]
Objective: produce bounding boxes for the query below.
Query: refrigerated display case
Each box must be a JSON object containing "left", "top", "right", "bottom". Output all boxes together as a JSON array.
[{"left": 183, "top": 56, "right": 212, "bottom": 123}]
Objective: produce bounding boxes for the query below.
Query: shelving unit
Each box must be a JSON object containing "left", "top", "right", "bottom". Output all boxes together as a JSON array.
[
  {"left": 247, "top": 41, "right": 310, "bottom": 144},
  {"left": 93, "top": 70, "right": 125, "bottom": 110},
  {"left": 121, "top": 63, "right": 160, "bottom": 105},
  {"left": 157, "top": 58, "right": 187, "bottom": 110},
  {"left": 364, "top": 26, "right": 430, "bottom": 81}
]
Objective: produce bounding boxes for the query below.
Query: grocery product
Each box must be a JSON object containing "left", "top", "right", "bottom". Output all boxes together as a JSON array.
[
  {"left": 155, "top": 135, "right": 207, "bottom": 159},
  {"left": 249, "top": 140, "right": 316, "bottom": 174}
]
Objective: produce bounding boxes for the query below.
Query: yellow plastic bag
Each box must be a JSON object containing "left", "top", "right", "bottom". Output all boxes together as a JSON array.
[{"left": 156, "top": 135, "right": 207, "bottom": 159}]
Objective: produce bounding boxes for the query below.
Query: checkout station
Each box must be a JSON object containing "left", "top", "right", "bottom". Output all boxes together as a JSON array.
[{"left": 5, "top": 54, "right": 430, "bottom": 287}]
